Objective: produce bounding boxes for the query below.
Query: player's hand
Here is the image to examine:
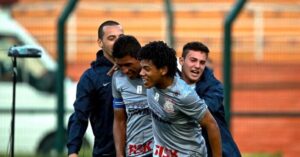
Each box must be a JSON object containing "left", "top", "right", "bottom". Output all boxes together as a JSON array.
[{"left": 69, "top": 153, "right": 78, "bottom": 157}]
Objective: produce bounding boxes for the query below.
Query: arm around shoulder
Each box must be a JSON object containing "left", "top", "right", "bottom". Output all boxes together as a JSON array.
[{"left": 68, "top": 153, "right": 78, "bottom": 157}]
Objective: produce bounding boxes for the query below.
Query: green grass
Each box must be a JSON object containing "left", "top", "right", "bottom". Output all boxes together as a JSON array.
[{"left": 243, "top": 152, "right": 282, "bottom": 157}]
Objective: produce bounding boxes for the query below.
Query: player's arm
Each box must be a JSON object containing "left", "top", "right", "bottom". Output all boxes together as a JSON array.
[
  {"left": 199, "top": 110, "right": 222, "bottom": 157},
  {"left": 67, "top": 73, "right": 92, "bottom": 156},
  {"left": 113, "top": 98, "right": 126, "bottom": 157}
]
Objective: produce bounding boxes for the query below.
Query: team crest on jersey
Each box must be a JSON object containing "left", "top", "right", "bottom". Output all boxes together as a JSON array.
[
  {"left": 163, "top": 99, "right": 175, "bottom": 113},
  {"left": 137, "top": 85, "right": 142, "bottom": 94}
]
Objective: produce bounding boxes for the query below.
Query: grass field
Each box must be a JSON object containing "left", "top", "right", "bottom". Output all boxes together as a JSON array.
[{"left": 243, "top": 152, "right": 282, "bottom": 157}]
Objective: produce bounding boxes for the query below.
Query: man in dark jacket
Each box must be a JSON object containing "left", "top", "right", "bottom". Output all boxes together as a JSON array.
[
  {"left": 179, "top": 41, "right": 241, "bottom": 157},
  {"left": 67, "top": 20, "right": 124, "bottom": 157}
]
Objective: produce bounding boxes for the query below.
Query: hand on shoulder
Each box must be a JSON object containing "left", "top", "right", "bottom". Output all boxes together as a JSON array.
[{"left": 69, "top": 153, "right": 78, "bottom": 157}]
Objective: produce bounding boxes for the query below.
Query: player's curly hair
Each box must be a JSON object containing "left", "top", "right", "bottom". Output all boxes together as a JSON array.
[{"left": 138, "top": 41, "right": 177, "bottom": 78}]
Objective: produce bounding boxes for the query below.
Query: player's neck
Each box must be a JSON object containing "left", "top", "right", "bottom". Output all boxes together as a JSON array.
[
  {"left": 156, "top": 76, "right": 174, "bottom": 89},
  {"left": 103, "top": 51, "right": 115, "bottom": 64}
]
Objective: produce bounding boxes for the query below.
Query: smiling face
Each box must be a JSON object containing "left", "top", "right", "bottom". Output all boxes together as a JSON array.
[
  {"left": 140, "top": 59, "right": 166, "bottom": 89},
  {"left": 179, "top": 50, "right": 207, "bottom": 84},
  {"left": 115, "top": 55, "right": 141, "bottom": 79}
]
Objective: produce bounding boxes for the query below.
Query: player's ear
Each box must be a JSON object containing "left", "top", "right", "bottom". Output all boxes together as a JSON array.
[
  {"left": 179, "top": 57, "right": 184, "bottom": 66},
  {"left": 97, "top": 38, "right": 103, "bottom": 48},
  {"left": 160, "top": 66, "right": 168, "bottom": 76}
]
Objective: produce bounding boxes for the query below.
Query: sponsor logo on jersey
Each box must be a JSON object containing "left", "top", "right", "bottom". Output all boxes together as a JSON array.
[
  {"left": 102, "top": 82, "right": 111, "bottom": 86},
  {"left": 128, "top": 140, "right": 153, "bottom": 156},
  {"left": 126, "top": 100, "right": 148, "bottom": 109},
  {"left": 154, "top": 144, "right": 178, "bottom": 157},
  {"left": 127, "top": 108, "right": 151, "bottom": 116}
]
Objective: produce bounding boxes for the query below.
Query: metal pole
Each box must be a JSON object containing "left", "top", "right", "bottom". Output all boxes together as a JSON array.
[
  {"left": 56, "top": 0, "right": 78, "bottom": 154},
  {"left": 10, "top": 56, "right": 17, "bottom": 157},
  {"left": 223, "top": 0, "right": 247, "bottom": 128},
  {"left": 164, "top": 0, "right": 175, "bottom": 48}
]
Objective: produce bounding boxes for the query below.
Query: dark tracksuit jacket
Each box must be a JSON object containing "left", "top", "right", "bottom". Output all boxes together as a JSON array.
[
  {"left": 67, "top": 50, "right": 115, "bottom": 157},
  {"left": 195, "top": 68, "right": 241, "bottom": 157}
]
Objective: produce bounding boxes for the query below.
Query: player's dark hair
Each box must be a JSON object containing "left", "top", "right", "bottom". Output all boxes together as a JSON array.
[
  {"left": 98, "top": 20, "right": 120, "bottom": 39},
  {"left": 182, "top": 41, "right": 209, "bottom": 58},
  {"left": 112, "top": 35, "right": 141, "bottom": 59},
  {"left": 138, "top": 41, "right": 177, "bottom": 78}
]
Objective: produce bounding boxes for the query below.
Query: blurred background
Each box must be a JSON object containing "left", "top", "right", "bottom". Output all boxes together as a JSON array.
[{"left": 0, "top": 0, "right": 300, "bottom": 157}]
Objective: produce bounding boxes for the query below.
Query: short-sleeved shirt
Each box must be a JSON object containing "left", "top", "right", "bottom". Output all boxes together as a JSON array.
[
  {"left": 112, "top": 70, "right": 153, "bottom": 157},
  {"left": 147, "top": 76, "right": 208, "bottom": 157}
]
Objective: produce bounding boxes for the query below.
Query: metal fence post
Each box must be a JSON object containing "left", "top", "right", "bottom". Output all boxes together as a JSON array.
[
  {"left": 164, "top": 0, "right": 175, "bottom": 48},
  {"left": 56, "top": 0, "right": 78, "bottom": 155},
  {"left": 223, "top": 0, "right": 247, "bottom": 128}
]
